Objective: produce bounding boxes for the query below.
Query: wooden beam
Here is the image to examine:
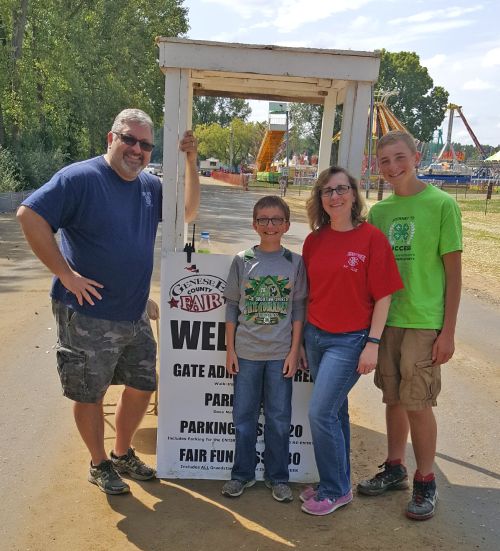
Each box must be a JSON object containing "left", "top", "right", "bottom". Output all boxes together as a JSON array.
[
  {"left": 318, "top": 91, "right": 338, "bottom": 173},
  {"left": 346, "top": 82, "right": 372, "bottom": 180},
  {"left": 193, "top": 88, "right": 325, "bottom": 105},
  {"left": 338, "top": 82, "right": 355, "bottom": 167},
  {"left": 174, "top": 69, "right": 191, "bottom": 250},
  {"left": 158, "top": 38, "right": 380, "bottom": 83},
  {"left": 192, "top": 76, "right": 335, "bottom": 96},
  {"left": 162, "top": 68, "right": 181, "bottom": 253},
  {"left": 192, "top": 70, "right": 334, "bottom": 87}
]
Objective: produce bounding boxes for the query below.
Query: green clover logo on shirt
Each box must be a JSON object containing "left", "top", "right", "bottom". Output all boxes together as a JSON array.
[{"left": 389, "top": 219, "right": 415, "bottom": 246}]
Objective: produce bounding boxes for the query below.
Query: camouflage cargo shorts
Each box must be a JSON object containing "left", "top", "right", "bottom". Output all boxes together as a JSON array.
[{"left": 52, "top": 300, "right": 157, "bottom": 403}]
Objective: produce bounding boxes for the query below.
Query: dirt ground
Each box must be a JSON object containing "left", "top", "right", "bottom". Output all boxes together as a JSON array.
[{"left": 1, "top": 183, "right": 499, "bottom": 551}]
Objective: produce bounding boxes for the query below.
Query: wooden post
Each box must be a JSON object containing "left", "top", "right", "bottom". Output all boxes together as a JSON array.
[{"left": 318, "top": 91, "right": 338, "bottom": 173}]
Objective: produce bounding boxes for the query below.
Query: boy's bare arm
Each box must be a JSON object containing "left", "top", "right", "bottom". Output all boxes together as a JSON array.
[
  {"left": 283, "top": 320, "right": 304, "bottom": 378},
  {"left": 432, "top": 251, "right": 462, "bottom": 365},
  {"left": 225, "top": 321, "right": 239, "bottom": 375}
]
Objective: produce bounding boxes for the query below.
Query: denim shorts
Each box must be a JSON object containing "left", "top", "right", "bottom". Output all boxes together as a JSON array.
[
  {"left": 374, "top": 326, "right": 441, "bottom": 410},
  {"left": 52, "top": 300, "right": 157, "bottom": 403}
]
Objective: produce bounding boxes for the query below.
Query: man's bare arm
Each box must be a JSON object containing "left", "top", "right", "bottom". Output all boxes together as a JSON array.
[{"left": 179, "top": 130, "right": 200, "bottom": 223}]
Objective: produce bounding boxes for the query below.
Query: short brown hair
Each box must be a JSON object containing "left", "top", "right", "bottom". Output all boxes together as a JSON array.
[
  {"left": 377, "top": 130, "right": 417, "bottom": 155},
  {"left": 253, "top": 195, "right": 290, "bottom": 221},
  {"left": 306, "top": 166, "right": 366, "bottom": 231}
]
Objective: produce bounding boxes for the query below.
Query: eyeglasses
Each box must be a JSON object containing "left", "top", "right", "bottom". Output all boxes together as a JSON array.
[
  {"left": 113, "top": 132, "right": 155, "bottom": 152},
  {"left": 255, "top": 217, "right": 286, "bottom": 226},
  {"left": 320, "top": 185, "right": 351, "bottom": 198}
]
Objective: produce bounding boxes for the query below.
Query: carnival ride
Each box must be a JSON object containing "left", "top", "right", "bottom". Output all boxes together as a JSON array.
[
  {"left": 360, "top": 90, "right": 410, "bottom": 181},
  {"left": 418, "top": 104, "right": 486, "bottom": 183},
  {"left": 254, "top": 104, "right": 289, "bottom": 182},
  {"left": 255, "top": 127, "right": 286, "bottom": 173}
]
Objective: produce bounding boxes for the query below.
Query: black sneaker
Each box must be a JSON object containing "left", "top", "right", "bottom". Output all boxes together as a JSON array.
[
  {"left": 110, "top": 448, "right": 156, "bottom": 480},
  {"left": 406, "top": 479, "right": 438, "bottom": 520},
  {"left": 357, "top": 462, "right": 409, "bottom": 496},
  {"left": 88, "top": 460, "right": 130, "bottom": 494}
]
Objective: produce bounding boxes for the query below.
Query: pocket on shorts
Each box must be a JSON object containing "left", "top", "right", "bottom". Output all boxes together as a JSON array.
[
  {"left": 55, "top": 344, "right": 88, "bottom": 399},
  {"left": 410, "top": 360, "right": 440, "bottom": 401},
  {"left": 67, "top": 308, "right": 78, "bottom": 326}
]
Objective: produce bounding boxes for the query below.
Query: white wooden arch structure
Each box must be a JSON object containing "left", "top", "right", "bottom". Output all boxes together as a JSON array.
[{"left": 157, "top": 38, "right": 380, "bottom": 251}]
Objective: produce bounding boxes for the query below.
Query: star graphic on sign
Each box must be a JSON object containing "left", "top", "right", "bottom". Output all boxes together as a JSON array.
[{"left": 168, "top": 297, "right": 179, "bottom": 308}]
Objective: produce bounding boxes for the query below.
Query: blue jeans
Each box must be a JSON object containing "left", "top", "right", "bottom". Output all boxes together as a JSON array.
[
  {"left": 231, "top": 357, "right": 292, "bottom": 484},
  {"left": 304, "top": 323, "right": 368, "bottom": 499}
]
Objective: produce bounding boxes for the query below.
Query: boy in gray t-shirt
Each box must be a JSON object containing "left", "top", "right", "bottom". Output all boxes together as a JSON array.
[{"left": 221, "top": 196, "right": 307, "bottom": 503}]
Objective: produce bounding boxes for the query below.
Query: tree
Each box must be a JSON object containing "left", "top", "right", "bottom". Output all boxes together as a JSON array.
[
  {"left": 288, "top": 103, "right": 342, "bottom": 165},
  {"left": 288, "top": 50, "right": 450, "bottom": 156},
  {"left": 196, "top": 118, "right": 265, "bottom": 168},
  {"left": 193, "top": 97, "right": 251, "bottom": 128},
  {"left": 377, "top": 50, "right": 449, "bottom": 142},
  {"left": 0, "top": 0, "right": 190, "bottom": 186},
  {"left": 289, "top": 103, "right": 324, "bottom": 154}
]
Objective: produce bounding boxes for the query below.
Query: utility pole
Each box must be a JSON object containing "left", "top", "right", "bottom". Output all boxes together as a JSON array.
[{"left": 229, "top": 122, "right": 234, "bottom": 171}]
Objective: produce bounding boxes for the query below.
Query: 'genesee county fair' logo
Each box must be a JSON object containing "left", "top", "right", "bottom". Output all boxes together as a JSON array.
[{"left": 168, "top": 274, "right": 226, "bottom": 313}]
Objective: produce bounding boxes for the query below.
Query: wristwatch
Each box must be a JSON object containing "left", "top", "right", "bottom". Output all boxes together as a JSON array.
[{"left": 366, "top": 336, "right": 381, "bottom": 345}]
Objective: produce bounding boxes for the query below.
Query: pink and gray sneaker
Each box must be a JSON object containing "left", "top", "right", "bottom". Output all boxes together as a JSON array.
[
  {"left": 301, "top": 489, "right": 353, "bottom": 516},
  {"left": 299, "top": 485, "right": 318, "bottom": 502}
]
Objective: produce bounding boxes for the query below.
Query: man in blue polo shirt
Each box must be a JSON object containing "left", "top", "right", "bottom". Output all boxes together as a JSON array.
[{"left": 17, "top": 108, "right": 200, "bottom": 495}]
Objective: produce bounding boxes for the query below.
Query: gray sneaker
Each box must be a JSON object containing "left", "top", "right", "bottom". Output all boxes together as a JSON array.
[
  {"left": 110, "top": 448, "right": 156, "bottom": 480},
  {"left": 406, "top": 479, "right": 438, "bottom": 520},
  {"left": 88, "top": 460, "right": 130, "bottom": 495},
  {"left": 265, "top": 481, "right": 293, "bottom": 503},
  {"left": 357, "top": 462, "right": 409, "bottom": 496},
  {"left": 221, "top": 479, "right": 256, "bottom": 497}
]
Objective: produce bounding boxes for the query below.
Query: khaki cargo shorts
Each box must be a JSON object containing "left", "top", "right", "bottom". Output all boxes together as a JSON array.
[
  {"left": 374, "top": 326, "right": 441, "bottom": 411},
  {"left": 52, "top": 300, "right": 157, "bottom": 403}
]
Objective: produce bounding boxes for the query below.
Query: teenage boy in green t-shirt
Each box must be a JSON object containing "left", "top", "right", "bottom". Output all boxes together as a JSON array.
[{"left": 358, "top": 130, "right": 462, "bottom": 520}]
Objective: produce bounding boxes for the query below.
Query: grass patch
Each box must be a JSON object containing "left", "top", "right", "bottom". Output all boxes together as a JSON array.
[{"left": 456, "top": 198, "right": 500, "bottom": 214}]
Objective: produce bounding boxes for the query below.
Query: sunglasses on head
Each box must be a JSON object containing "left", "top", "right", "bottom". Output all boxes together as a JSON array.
[{"left": 113, "top": 132, "right": 155, "bottom": 152}]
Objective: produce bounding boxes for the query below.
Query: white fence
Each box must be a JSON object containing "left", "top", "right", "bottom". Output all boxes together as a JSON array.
[{"left": 0, "top": 190, "right": 35, "bottom": 213}]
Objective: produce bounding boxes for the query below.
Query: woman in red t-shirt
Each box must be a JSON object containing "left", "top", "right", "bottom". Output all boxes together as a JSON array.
[{"left": 300, "top": 166, "right": 403, "bottom": 516}]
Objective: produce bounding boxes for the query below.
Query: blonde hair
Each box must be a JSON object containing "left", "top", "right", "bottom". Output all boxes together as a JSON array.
[
  {"left": 306, "top": 166, "right": 367, "bottom": 231},
  {"left": 377, "top": 130, "right": 417, "bottom": 155}
]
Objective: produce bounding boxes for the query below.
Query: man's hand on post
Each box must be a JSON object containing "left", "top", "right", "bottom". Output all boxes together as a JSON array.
[{"left": 179, "top": 130, "right": 198, "bottom": 160}]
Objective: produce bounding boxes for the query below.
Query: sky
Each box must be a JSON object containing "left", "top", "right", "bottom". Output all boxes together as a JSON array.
[{"left": 183, "top": 0, "right": 500, "bottom": 148}]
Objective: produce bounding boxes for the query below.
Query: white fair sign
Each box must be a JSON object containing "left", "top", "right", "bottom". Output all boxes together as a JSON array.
[{"left": 156, "top": 252, "right": 318, "bottom": 482}]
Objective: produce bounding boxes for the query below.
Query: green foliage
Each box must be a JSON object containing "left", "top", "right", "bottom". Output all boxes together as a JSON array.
[
  {"left": 0, "top": 145, "right": 24, "bottom": 191},
  {"left": 289, "top": 50, "right": 451, "bottom": 154},
  {"left": 193, "top": 97, "right": 251, "bottom": 128},
  {"left": 196, "top": 118, "right": 265, "bottom": 167},
  {"left": 289, "top": 103, "right": 341, "bottom": 164},
  {"left": 452, "top": 142, "right": 499, "bottom": 161},
  {"left": 17, "top": 141, "right": 68, "bottom": 188},
  {"left": 0, "top": 0, "right": 189, "bottom": 186},
  {"left": 289, "top": 103, "right": 324, "bottom": 153},
  {"left": 377, "top": 50, "right": 449, "bottom": 142}
]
